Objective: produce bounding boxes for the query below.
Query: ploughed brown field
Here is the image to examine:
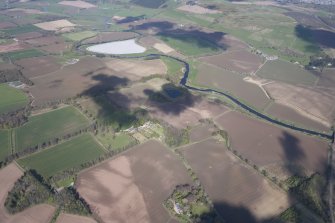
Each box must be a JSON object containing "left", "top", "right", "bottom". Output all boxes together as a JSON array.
[
  {"left": 76, "top": 140, "right": 192, "bottom": 223},
  {"left": 82, "top": 32, "right": 138, "bottom": 44},
  {"left": 181, "top": 138, "right": 290, "bottom": 222},
  {"left": 0, "top": 163, "right": 55, "bottom": 223},
  {"left": 200, "top": 49, "right": 264, "bottom": 74},
  {"left": 55, "top": 213, "right": 97, "bottom": 223},
  {"left": 16, "top": 56, "right": 61, "bottom": 78},
  {"left": 28, "top": 57, "right": 168, "bottom": 105},
  {"left": 24, "top": 36, "right": 66, "bottom": 46},
  {"left": 215, "top": 111, "right": 330, "bottom": 179},
  {"left": 0, "top": 21, "right": 17, "bottom": 29},
  {"left": 266, "top": 102, "right": 331, "bottom": 132},
  {"left": 196, "top": 63, "right": 271, "bottom": 110},
  {"left": 15, "top": 32, "right": 44, "bottom": 41},
  {"left": 264, "top": 81, "right": 335, "bottom": 128},
  {"left": 0, "top": 42, "right": 27, "bottom": 53}
]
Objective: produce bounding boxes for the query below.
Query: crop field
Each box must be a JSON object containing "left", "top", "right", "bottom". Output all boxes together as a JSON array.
[
  {"left": 0, "top": 21, "right": 17, "bottom": 29},
  {"left": 28, "top": 56, "right": 106, "bottom": 105},
  {"left": 18, "top": 133, "right": 105, "bottom": 178},
  {"left": 24, "top": 36, "right": 66, "bottom": 47},
  {"left": 0, "top": 84, "right": 28, "bottom": 115},
  {"left": 215, "top": 111, "right": 330, "bottom": 180},
  {"left": 0, "top": 42, "right": 26, "bottom": 53},
  {"left": 62, "top": 31, "right": 97, "bottom": 41},
  {"left": 199, "top": 49, "right": 264, "bottom": 74},
  {"left": 189, "top": 122, "right": 217, "bottom": 142},
  {"left": 0, "top": 130, "right": 10, "bottom": 162},
  {"left": 266, "top": 102, "right": 331, "bottom": 132},
  {"left": 264, "top": 81, "right": 335, "bottom": 128},
  {"left": 0, "top": 163, "right": 56, "bottom": 223},
  {"left": 2, "top": 49, "right": 44, "bottom": 61},
  {"left": 15, "top": 32, "right": 43, "bottom": 41},
  {"left": 38, "top": 42, "right": 72, "bottom": 54},
  {"left": 15, "top": 106, "right": 90, "bottom": 151},
  {"left": 96, "top": 133, "right": 136, "bottom": 151},
  {"left": 196, "top": 63, "right": 271, "bottom": 110},
  {"left": 131, "top": 0, "right": 167, "bottom": 8},
  {"left": 159, "top": 34, "right": 220, "bottom": 56},
  {"left": 256, "top": 60, "right": 317, "bottom": 86},
  {"left": 3, "top": 24, "right": 41, "bottom": 35},
  {"left": 16, "top": 56, "right": 61, "bottom": 78},
  {"left": 181, "top": 138, "right": 290, "bottom": 222},
  {"left": 178, "top": 5, "right": 221, "bottom": 14},
  {"left": 77, "top": 140, "right": 193, "bottom": 223},
  {"left": 82, "top": 32, "right": 138, "bottom": 44},
  {"left": 316, "top": 68, "right": 335, "bottom": 88}
]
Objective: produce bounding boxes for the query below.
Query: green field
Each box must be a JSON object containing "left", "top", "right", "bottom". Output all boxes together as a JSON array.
[
  {"left": 0, "top": 130, "right": 11, "bottom": 162},
  {"left": 63, "top": 31, "right": 97, "bottom": 41},
  {"left": 15, "top": 106, "right": 90, "bottom": 151},
  {"left": 18, "top": 134, "right": 105, "bottom": 178},
  {"left": 3, "top": 24, "right": 41, "bottom": 35},
  {"left": 96, "top": 133, "right": 136, "bottom": 150},
  {"left": 256, "top": 60, "right": 317, "bottom": 86},
  {"left": 2, "top": 49, "right": 44, "bottom": 61},
  {"left": 0, "top": 84, "right": 28, "bottom": 114},
  {"left": 159, "top": 35, "right": 220, "bottom": 56}
]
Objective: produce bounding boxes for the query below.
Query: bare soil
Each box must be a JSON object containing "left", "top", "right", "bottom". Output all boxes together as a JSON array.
[
  {"left": 215, "top": 111, "right": 330, "bottom": 180},
  {"left": 200, "top": 50, "right": 264, "bottom": 74},
  {"left": 55, "top": 213, "right": 97, "bottom": 223},
  {"left": 16, "top": 56, "right": 61, "bottom": 78},
  {"left": 15, "top": 32, "right": 43, "bottom": 41},
  {"left": 0, "top": 22, "right": 17, "bottom": 29},
  {"left": 0, "top": 42, "right": 27, "bottom": 53},
  {"left": 58, "top": 0, "right": 96, "bottom": 8},
  {"left": 77, "top": 140, "right": 192, "bottom": 223},
  {"left": 178, "top": 5, "right": 221, "bottom": 14},
  {"left": 181, "top": 138, "right": 290, "bottom": 222},
  {"left": 25, "top": 36, "right": 66, "bottom": 47},
  {"left": 34, "top": 20, "right": 76, "bottom": 31}
]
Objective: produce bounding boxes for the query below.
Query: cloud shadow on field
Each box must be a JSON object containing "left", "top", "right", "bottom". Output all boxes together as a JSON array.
[
  {"left": 131, "top": 21, "right": 229, "bottom": 51},
  {"left": 143, "top": 83, "right": 199, "bottom": 115},
  {"left": 279, "top": 131, "right": 306, "bottom": 176},
  {"left": 295, "top": 24, "right": 335, "bottom": 49}
]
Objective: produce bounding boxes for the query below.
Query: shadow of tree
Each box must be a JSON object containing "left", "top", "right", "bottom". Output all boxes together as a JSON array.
[{"left": 295, "top": 24, "right": 335, "bottom": 49}]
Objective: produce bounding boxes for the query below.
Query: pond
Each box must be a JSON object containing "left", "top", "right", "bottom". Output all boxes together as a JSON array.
[{"left": 86, "top": 39, "right": 146, "bottom": 55}]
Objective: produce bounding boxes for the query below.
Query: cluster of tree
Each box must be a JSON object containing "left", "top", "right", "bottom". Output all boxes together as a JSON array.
[
  {"left": 307, "top": 55, "right": 335, "bottom": 71},
  {"left": 5, "top": 170, "right": 53, "bottom": 214},
  {"left": 5, "top": 170, "right": 91, "bottom": 216},
  {"left": 0, "top": 109, "right": 28, "bottom": 129},
  {"left": 163, "top": 124, "right": 189, "bottom": 147},
  {"left": 289, "top": 173, "right": 330, "bottom": 221},
  {"left": 0, "top": 69, "right": 33, "bottom": 86}
]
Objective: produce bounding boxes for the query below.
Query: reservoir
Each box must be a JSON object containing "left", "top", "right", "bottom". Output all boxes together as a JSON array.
[{"left": 86, "top": 39, "right": 146, "bottom": 55}]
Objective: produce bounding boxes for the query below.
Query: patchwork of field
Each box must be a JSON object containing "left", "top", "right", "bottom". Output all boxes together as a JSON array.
[
  {"left": 200, "top": 49, "right": 264, "bottom": 74},
  {"left": 0, "top": 163, "right": 55, "bottom": 223},
  {"left": 215, "top": 111, "right": 330, "bottom": 180},
  {"left": 77, "top": 140, "right": 193, "bottom": 223},
  {"left": 82, "top": 32, "right": 138, "bottom": 44},
  {"left": 34, "top": 19, "right": 76, "bottom": 32},
  {"left": 264, "top": 81, "right": 335, "bottom": 128},
  {"left": 58, "top": 0, "right": 96, "bottom": 9},
  {"left": 28, "top": 57, "right": 168, "bottom": 105},
  {"left": 56, "top": 213, "right": 97, "bottom": 223},
  {"left": 256, "top": 60, "right": 317, "bottom": 86},
  {"left": 16, "top": 56, "right": 61, "bottom": 78},
  {"left": 196, "top": 63, "right": 271, "bottom": 110},
  {"left": 15, "top": 106, "right": 90, "bottom": 151},
  {"left": 181, "top": 138, "right": 290, "bottom": 222},
  {"left": 0, "top": 130, "right": 10, "bottom": 162},
  {"left": 0, "top": 84, "right": 28, "bottom": 115},
  {"left": 18, "top": 133, "right": 105, "bottom": 178}
]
